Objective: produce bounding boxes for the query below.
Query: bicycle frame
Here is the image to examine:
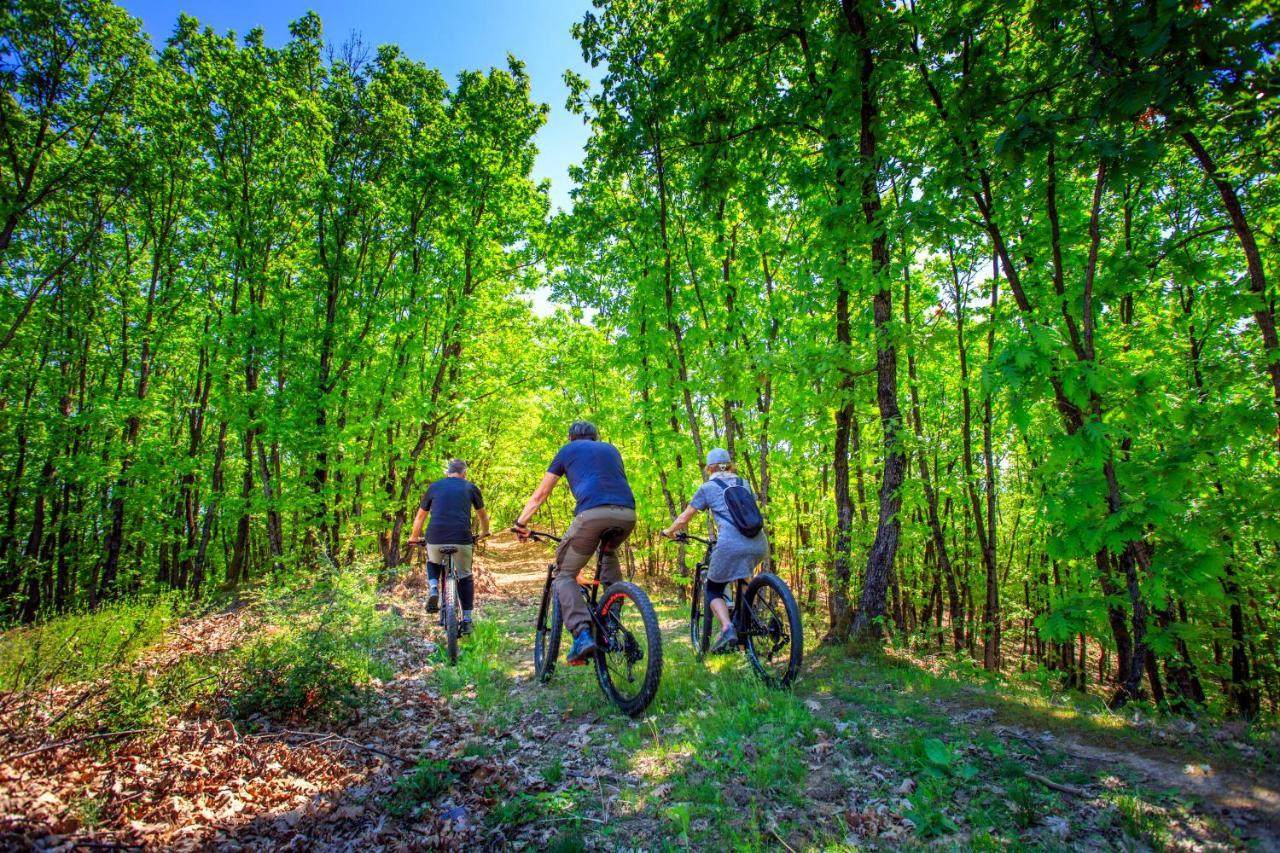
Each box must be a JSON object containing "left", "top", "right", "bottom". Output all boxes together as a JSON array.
[
  {"left": 529, "top": 531, "right": 618, "bottom": 647},
  {"left": 686, "top": 535, "right": 754, "bottom": 650},
  {"left": 439, "top": 549, "right": 457, "bottom": 626}
]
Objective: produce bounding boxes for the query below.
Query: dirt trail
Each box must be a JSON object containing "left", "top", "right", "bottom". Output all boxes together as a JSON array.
[
  {"left": 927, "top": 701, "right": 1280, "bottom": 848},
  {"left": 1054, "top": 732, "right": 1280, "bottom": 848},
  {"left": 476, "top": 536, "right": 553, "bottom": 593}
]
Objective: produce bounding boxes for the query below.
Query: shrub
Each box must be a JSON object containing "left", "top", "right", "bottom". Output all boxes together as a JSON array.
[{"left": 227, "top": 566, "right": 397, "bottom": 723}]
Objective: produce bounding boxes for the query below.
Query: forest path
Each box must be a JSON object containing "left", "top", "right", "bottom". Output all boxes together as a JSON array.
[
  {"left": 2, "top": 539, "right": 1275, "bottom": 850},
  {"left": 1058, "top": 734, "right": 1280, "bottom": 843}
]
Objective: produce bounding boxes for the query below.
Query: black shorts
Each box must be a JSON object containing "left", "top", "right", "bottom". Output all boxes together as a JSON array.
[{"left": 706, "top": 578, "right": 729, "bottom": 603}]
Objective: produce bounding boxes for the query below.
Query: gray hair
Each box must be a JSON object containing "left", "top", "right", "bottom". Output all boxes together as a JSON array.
[
  {"left": 445, "top": 458, "right": 467, "bottom": 475},
  {"left": 568, "top": 420, "right": 599, "bottom": 441}
]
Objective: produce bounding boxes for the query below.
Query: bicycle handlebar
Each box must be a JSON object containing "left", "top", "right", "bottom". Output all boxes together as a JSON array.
[
  {"left": 407, "top": 532, "right": 492, "bottom": 546},
  {"left": 510, "top": 526, "right": 561, "bottom": 543},
  {"left": 662, "top": 530, "right": 714, "bottom": 546}
]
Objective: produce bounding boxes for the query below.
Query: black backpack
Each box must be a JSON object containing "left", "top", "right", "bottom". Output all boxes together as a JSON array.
[{"left": 711, "top": 477, "right": 764, "bottom": 538}]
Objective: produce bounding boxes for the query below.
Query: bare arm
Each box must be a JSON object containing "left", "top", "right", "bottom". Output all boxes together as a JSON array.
[
  {"left": 661, "top": 503, "right": 700, "bottom": 538},
  {"left": 515, "top": 472, "right": 560, "bottom": 528},
  {"left": 475, "top": 507, "right": 490, "bottom": 536},
  {"left": 409, "top": 507, "right": 428, "bottom": 542}
]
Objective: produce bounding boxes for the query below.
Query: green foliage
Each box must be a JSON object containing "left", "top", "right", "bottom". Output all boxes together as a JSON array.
[
  {"left": 540, "top": 754, "right": 564, "bottom": 785},
  {"left": 907, "top": 780, "right": 960, "bottom": 839},
  {"left": 1111, "top": 792, "right": 1172, "bottom": 847},
  {"left": 1008, "top": 780, "right": 1045, "bottom": 830},
  {"left": 486, "top": 789, "right": 585, "bottom": 828},
  {"left": 63, "top": 649, "right": 219, "bottom": 736},
  {"left": 387, "top": 757, "right": 456, "bottom": 818},
  {"left": 0, "top": 0, "right": 1277, "bottom": 747},
  {"left": 227, "top": 568, "right": 397, "bottom": 723}
]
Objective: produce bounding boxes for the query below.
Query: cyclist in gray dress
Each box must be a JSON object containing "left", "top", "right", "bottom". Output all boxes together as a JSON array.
[{"left": 661, "top": 448, "right": 769, "bottom": 652}]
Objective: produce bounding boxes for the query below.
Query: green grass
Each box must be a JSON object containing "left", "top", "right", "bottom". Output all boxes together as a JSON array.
[
  {"left": 486, "top": 788, "right": 587, "bottom": 828},
  {"left": 0, "top": 594, "right": 178, "bottom": 692},
  {"left": 15, "top": 572, "right": 1261, "bottom": 849},
  {"left": 35, "top": 563, "right": 402, "bottom": 735},
  {"left": 387, "top": 757, "right": 456, "bottom": 817}
]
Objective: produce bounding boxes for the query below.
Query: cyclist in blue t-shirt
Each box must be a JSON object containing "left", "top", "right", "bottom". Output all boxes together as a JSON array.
[
  {"left": 513, "top": 420, "right": 636, "bottom": 664},
  {"left": 408, "top": 458, "right": 490, "bottom": 635}
]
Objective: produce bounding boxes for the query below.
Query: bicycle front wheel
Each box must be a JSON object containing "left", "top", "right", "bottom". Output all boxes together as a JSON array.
[
  {"left": 594, "top": 582, "right": 663, "bottom": 717},
  {"left": 743, "top": 573, "right": 803, "bottom": 688},
  {"left": 533, "top": 582, "right": 562, "bottom": 683},
  {"left": 690, "top": 568, "right": 712, "bottom": 657}
]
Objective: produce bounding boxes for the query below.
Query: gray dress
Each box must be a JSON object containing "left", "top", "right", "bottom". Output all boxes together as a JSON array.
[{"left": 691, "top": 473, "right": 769, "bottom": 583}]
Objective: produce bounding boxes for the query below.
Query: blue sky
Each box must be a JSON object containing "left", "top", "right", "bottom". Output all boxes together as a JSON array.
[{"left": 116, "top": 0, "right": 596, "bottom": 212}]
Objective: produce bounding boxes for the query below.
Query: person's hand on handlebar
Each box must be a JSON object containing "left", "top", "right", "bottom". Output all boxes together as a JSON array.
[
  {"left": 511, "top": 520, "right": 531, "bottom": 542},
  {"left": 407, "top": 536, "right": 425, "bottom": 546},
  {"left": 660, "top": 527, "right": 685, "bottom": 541}
]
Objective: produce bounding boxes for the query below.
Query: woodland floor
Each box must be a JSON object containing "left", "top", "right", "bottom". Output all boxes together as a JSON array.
[{"left": 2, "top": 538, "right": 1279, "bottom": 851}]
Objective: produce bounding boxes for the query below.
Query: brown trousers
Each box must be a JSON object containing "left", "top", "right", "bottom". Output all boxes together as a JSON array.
[{"left": 554, "top": 504, "right": 637, "bottom": 636}]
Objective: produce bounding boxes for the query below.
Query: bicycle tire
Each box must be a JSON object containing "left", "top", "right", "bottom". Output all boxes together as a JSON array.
[
  {"left": 594, "top": 581, "right": 663, "bottom": 717},
  {"left": 533, "top": 583, "right": 562, "bottom": 683},
  {"left": 444, "top": 601, "right": 459, "bottom": 666},
  {"left": 743, "top": 573, "right": 803, "bottom": 688},
  {"left": 689, "top": 566, "right": 711, "bottom": 655}
]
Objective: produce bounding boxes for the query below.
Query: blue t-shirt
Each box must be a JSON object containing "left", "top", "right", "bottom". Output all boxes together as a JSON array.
[
  {"left": 419, "top": 477, "right": 484, "bottom": 545},
  {"left": 548, "top": 440, "right": 635, "bottom": 515}
]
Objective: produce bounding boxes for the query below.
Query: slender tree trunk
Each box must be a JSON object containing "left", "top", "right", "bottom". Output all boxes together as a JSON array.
[
  {"left": 1181, "top": 131, "right": 1280, "bottom": 454},
  {"left": 845, "top": 0, "right": 905, "bottom": 640}
]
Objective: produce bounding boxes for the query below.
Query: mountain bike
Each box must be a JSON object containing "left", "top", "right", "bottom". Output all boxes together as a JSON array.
[
  {"left": 517, "top": 527, "right": 663, "bottom": 717},
  {"left": 410, "top": 534, "right": 489, "bottom": 666},
  {"left": 669, "top": 531, "right": 803, "bottom": 688}
]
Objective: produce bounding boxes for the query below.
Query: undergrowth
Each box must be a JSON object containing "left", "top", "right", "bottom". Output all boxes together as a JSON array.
[
  {"left": 227, "top": 565, "right": 399, "bottom": 723},
  {"left": 16, "top": 562, "right": 401, "bottom": 735},
  {"left": 0, "top": 594, "right": 179, "bottom": 692}
]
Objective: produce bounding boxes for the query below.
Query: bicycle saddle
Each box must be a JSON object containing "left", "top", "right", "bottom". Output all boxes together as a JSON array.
[
  {"left": 439, "top": 546, "right": 459, "bottom": 555},
  {"left": 598, "top": 527, "right": 627, "bottom": 554}
]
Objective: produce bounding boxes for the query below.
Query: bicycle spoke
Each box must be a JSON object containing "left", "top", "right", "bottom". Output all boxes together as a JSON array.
[
  {"left": 746, "top": 583, "right": 794, "bottom": 685},
  {"left": 598, "top": 596, "right": 647, "bottom": 701}
]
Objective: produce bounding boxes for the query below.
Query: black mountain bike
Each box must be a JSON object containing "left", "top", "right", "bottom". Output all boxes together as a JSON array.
[
  {"left": 519, "top": 527, "right": 663, "bottom": 717},
  {"left": 671, "top": 531, "right": 803, "bottom": 688},
  {"left": 411, "top": 534, "right": 489, "bottom": 666}
]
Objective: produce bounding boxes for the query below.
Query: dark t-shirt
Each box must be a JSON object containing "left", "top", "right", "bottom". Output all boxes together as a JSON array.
[
  {"left": 419, "top": 477, "right": 484, "bottom": 545},
  {"left": 547, "top": 440, "right": 635, "bottom": 515}
]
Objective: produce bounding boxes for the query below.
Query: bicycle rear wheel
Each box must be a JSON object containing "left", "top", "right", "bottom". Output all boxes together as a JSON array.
[
  {"left": 594, "top": 582, "right": 663, "bottom": 717},
  {"left": 533, "top": 581, "right": 562, "bottom": 683},
  {"left": 689, "top": 567, "right": 711, "bottom": 656},
  {"left": 743, "top": 573, "right": 803, "bottom": 688},
  {"left": 444, "top": 579, "right": 459, "bottom": 667}
]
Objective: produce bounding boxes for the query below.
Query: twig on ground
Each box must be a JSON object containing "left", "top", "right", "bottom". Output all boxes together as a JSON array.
[
  {"left": 770, "top": 825, "right": 798, "bottom": 853},
  {"left": 536, "top": 815, "right": 608, "bottom": 826},
  {"left": 1025, "top": 770, "right": 1091, "bottom": 798},
  {"left": 44, "top": 682, "right": 110, "bottom": 731},
  {"left": 249, "top": 728, "right": 411, "bottom": 763},
  {"left": 0, "top": 728, "right": 151, "bottom": 764}
]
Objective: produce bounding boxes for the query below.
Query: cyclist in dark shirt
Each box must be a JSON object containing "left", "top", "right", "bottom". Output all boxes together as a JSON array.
[
  {"left": 513, "top": 420, "right": 636, "bottom": 664},
  {"left": 408, "top": 459, "right": 490, "bottom": 634}
]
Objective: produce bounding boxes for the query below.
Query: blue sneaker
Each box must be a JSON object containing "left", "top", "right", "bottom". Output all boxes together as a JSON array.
[{"left": 566, "top": 630, "right": 597, "bottom": 666}]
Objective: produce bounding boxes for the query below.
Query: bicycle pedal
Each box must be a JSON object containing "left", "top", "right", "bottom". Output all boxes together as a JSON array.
[{"left": 568, "top": 658, "right": 589, "bottom": 667}]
